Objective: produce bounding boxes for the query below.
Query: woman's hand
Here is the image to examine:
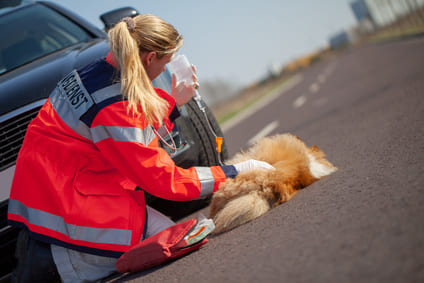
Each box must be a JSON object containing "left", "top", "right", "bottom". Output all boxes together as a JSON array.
[{"left": 171, "top": 65, "right": 199, "bottom": 107}]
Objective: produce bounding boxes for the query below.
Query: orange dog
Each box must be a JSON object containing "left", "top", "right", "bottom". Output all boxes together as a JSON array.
[{"left": 210, "top": 134, "right": 337, "bottom": 233}]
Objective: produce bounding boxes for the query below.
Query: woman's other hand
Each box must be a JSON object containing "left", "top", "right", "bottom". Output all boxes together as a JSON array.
[{"left": 171, "top": 65, "right": 199, "bottom": 107}]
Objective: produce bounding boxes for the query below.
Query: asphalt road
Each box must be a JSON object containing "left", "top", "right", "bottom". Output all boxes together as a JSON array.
[{"left": 111, "top": 37, "right": 424, "bottom": 282}]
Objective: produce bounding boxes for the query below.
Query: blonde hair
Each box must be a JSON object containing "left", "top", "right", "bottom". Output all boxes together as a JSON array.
[{"left": 108, "top": 14, "right": 183, "bottom": 125}]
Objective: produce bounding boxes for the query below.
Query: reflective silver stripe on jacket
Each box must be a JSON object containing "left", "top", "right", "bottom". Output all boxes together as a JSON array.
[
  {"left": 8, "top": 199, "right": 132, "bottom": 246},
  {"left": 50, "top": 87, "right": 93, "bottom": 141},
  {"left": 91, "top": 83, "right": 122, "bottom": 104},
  {"left": 195, "top": 167, "right": 215, "bottom": 198},
  {"left": 91, "top": 125, "right": 155, "bottom": 146}
]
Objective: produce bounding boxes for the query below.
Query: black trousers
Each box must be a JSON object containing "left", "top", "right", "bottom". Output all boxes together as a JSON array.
[{"left": 11, "top": 229, "right": 61, "bottom": 283}]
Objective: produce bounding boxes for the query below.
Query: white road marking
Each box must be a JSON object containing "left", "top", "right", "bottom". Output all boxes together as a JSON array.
[
  {"left": 293, "top": 95, "right": 307, "bottom": 109},
  {"left": 247, "top": 120, "right": 279, "bottom": 146},
  {"left": 221, "top": 74, "right": 303, "bottom": 133},
  {"left": 309, "top": 82, "right": 320, "bottom": 93}
]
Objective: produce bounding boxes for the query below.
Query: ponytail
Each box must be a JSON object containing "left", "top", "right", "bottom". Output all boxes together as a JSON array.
[{"left": 107, "top": 15, "right": 183, "bottom": 126}]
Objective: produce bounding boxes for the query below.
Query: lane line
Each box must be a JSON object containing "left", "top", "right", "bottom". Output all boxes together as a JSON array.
[
  {"left": 309, "top": 83, "right": 320, "bottom": 93},
  {"left": 293, "top": 95, "right": 307, "bottom": 109},
  {"left": 221, "top": 74, "right": 303, "bottom": 133},
  {"left": 247, "top": 120, "right": 279, "bottom": 146}
]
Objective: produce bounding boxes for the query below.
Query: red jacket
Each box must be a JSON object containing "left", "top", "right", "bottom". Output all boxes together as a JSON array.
[{"left": 8, "top": 58, "right": 236, "bottom": 257}]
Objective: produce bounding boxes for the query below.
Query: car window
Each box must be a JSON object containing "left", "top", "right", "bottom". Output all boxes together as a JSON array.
[{"left": 0, "top": 4, "right": 93, "bottom": 74}]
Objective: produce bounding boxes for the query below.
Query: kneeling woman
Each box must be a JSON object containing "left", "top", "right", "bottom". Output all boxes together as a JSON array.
[{"left": 8, "top": 14, "right": 272, "bottom": 282}]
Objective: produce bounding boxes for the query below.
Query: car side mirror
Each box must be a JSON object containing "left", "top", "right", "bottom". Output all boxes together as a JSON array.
[{"left": 100, "top": 7, "right": 139, "bottom": 31}]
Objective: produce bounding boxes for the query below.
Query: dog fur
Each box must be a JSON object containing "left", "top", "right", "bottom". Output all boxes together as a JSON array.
[{"left": 209, "top": 133, "right": 337, "bottom": 234}]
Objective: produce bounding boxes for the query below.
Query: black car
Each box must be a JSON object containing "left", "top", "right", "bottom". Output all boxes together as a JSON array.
[{"left": 0, "top": 1, "right": 227, "bottom": 280}]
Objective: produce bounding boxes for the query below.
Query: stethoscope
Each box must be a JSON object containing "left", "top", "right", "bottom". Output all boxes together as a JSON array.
[
  {"left": 152, "top": 93, "right": 224, "bottom": 165},
  {"left": 151, "top": 124, "right": 186, "bottom": 157}
]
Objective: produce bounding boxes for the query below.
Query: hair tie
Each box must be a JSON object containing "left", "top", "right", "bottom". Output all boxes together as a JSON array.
[{"left": 122, "top": 17, "right": 135, "bottom": 33}]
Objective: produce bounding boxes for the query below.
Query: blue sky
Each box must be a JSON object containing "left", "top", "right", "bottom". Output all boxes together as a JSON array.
[{"left": 50, "top": 0, "right": 357, "bottom": 87}]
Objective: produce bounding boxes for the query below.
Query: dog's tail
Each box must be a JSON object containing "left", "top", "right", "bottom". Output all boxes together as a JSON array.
[{"left": 212, "top": 191, "right": 270, "bottom": 234}]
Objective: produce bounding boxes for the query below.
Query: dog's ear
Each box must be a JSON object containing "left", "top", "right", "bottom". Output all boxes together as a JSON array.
[{"left": 309, "top": 145, "right": 320, "bottom": 152}]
